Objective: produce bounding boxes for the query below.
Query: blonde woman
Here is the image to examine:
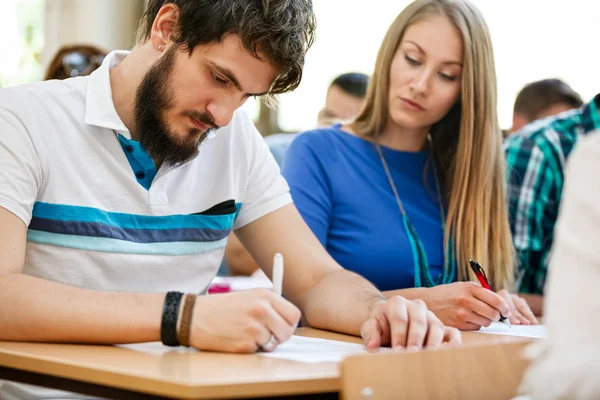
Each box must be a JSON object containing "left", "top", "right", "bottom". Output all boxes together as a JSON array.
[{"left": 283, "top": 0, "right": 537, "bottom": 330}]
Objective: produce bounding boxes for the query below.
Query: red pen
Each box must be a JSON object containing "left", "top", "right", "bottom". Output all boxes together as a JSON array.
[{"left": 469, "top": 260, "right": 511, "bottom": 327}]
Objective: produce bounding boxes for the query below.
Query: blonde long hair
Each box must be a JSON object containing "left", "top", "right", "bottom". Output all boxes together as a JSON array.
[{"left": 351, "top": 0, "right": 514, "bottom": 290}]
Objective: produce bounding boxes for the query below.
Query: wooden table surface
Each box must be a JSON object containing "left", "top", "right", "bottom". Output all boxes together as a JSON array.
[{"left": 0, "top": 328, "right": 532, "bottom": 399}]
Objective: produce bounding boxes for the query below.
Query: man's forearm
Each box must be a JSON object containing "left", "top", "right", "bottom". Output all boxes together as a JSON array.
[
  {"left": 299, "top": 269, "right": 385, "bottom": 336},
  {"left": 0, "top": 273, "right": 164, "bottom": 344},
  {"left": 225, "top": 233, "right": 260, "bottom": 276}
]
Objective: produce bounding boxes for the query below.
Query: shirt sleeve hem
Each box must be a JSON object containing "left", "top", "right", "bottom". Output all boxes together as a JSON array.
[{"left": 233, "top": 193, "right": 293, "bottom": 230}]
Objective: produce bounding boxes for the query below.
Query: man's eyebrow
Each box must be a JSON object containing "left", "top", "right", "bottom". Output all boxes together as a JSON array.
[
  {"left": 404, "top": 40, "right": 463, "bottom": 66},
  {"left": 209, "top": 62, "right": 269, "bottom": 97}
]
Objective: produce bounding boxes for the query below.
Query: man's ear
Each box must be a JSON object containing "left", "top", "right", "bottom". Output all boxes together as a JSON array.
[{"left": 149, "top": 3, "right": 180, "bottom": 51}]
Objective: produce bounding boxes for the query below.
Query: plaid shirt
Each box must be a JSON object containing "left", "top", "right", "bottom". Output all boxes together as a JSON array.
[{"left": 505, "top": 93, "right": 600, "bottom": 294}]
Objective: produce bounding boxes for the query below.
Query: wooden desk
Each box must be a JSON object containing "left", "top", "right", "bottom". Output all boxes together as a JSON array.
[{"left": 0, "top": 328, "right": 532, "bottom": 399}]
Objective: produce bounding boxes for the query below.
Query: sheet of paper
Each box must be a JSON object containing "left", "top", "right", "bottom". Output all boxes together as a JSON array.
[
  {"left": 258, "top": 335, "right": 367, "bottom": 363},
  {"left": 476, "top": 322, "right": 546, "bottom": 338},
  {"left": 210, "top": 274, "right": 273, "bottom": 291},
  {"left": 119, "top": 336, "right": 367, "bottom": 363},
  {"left": 118, "top": 341, "right": 198, "bottom": 355}
]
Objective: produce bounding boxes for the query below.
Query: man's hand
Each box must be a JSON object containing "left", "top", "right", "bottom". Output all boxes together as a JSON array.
[
  {"left": 190, "top": 289, "right": 301, "bottom": 353},
  {"left": 360, "top": 296, "right": 461, "bottom": 350}
]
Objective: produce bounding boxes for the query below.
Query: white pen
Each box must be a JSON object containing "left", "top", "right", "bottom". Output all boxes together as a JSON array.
[
  {"left": 272, "top": 253, "right": 284, "bottom": 296},
  {"left": 258, "top": 253, "right": 284, "bottom": 353}
]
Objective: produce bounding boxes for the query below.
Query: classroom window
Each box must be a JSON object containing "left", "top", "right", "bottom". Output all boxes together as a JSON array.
[{"left": 0, "top": 0, "right": 45, "bottom": 87}]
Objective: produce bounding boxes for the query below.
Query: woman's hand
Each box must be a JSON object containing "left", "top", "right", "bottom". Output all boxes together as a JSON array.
[
  {"left": 497, "top": 289, "right": 539, "bottom": 325},
  {"left": 424, "top": 282, "right": 511, "bottom": 330}
]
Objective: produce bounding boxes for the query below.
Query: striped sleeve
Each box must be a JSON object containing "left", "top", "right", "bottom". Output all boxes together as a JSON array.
[{"left": 505, "top": 134, "right": 561, "bottom": 294}]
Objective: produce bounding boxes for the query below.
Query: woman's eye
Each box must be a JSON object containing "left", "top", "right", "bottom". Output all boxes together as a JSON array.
[
  {"left": 439, "top": 73, "right": 457, "bottom": 82},
  {"left": 405, "top": 55, "right": 421, "bottom": 66}
]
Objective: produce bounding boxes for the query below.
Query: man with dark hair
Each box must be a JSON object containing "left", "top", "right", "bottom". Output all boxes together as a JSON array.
[
  {"left": 317, "top": 72, "right": 369, "bottom": 127},
  {"left": 0, "top": 2, "right": 457, "bottom": 398},
  {"left": 509, "top": 78, "right": 583, "bottom": 134},
  {"left": 266, "top": 72, "right": 370, "bottom": 167},
  {"left": 506, "top": 90, "right": 600, "bottom": 317}
]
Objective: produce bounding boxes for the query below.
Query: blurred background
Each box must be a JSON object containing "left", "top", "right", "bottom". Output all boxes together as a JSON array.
[{"left": 3, "top": 0, "right": 598, "bottom": 133}]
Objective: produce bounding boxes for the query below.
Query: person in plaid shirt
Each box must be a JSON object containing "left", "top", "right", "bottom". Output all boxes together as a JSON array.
[{"left": 505, "top": 93, "right": 600, "bottom": 316}]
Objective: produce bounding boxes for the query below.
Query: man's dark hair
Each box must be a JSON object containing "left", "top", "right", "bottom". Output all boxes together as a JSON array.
[
  {"left": 513, "top": 78, "right": 583, "bottom": 121},
  {"left": 330, "top": 72, "right": 369, "bottom": 99},
  {"left": 137, "top": 0, "right": 316, "bottom": 99}
]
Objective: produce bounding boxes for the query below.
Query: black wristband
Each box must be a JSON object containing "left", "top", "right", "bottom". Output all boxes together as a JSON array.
[{"left": 161, "top": 291, "right": 184, "bottom": 347}]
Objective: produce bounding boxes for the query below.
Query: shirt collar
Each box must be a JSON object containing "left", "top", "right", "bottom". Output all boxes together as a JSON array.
[
  {"left": 85, "top": 50, "right": 132, "bottom": 138},
  {"left": 580, "top": 93, "right": 600, "bottom": 134}
]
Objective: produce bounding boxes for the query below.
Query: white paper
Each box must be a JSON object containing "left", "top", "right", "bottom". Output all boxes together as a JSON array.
[
  {"left": 258, "top": 335, "right": 367, "bottom": 363},
  {"left": 210, "top": 272, "right": 273, "bottom": 291},
  {"left": 118, "top": 341, "right": 198, "bottom": 355},
  {"left": 117, "top": 336, "right": 366, "bottom": 363},
  {"left": 476, "top": 322, "right": 547, "bottom": 338}
]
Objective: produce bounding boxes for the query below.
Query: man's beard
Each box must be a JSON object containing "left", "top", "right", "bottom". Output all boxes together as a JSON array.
[{"left": 134, "top": 46, "right": 217, "bottom": 168}]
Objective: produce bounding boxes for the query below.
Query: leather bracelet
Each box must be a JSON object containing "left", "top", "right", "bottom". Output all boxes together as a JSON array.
[
  {"left": 178, "top": 294, "right": 197, "bottom": 347},
  {"left": 161, "top": 291, "right": 183, "bottom": 347}
]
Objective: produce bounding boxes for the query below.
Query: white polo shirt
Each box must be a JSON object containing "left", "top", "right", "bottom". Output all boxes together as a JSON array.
[
  {"left": 0, "top": 50, "right": 291, "bottom": 294},
  {"left": 0, "top": 51, "right": 291, "bottom": 399}
]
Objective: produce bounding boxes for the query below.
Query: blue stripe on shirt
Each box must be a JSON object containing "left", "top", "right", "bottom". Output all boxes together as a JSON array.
[
  {"left": 31, "top": 202, "right": 239, "bottom": 231},
  {"left": 29, "top": 217, "right": 231, "bottom": 243},
  {"left": 27, "top": 230, "right": 229, "bottom": 255},
  {"left": 27, "top": 202, "right": 240, "bottom": 253}
]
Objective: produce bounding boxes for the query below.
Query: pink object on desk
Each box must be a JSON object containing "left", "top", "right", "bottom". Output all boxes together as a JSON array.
[
  {"left": 208, "top": 273, "right": 273, "bottom": 293},
  {"left": 208, "top": 283, "right": 231, "bottom": 294}
]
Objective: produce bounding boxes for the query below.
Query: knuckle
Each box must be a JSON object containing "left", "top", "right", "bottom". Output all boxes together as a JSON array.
[
  {"left": 389, "top": 314, "right": 409, "bottom": 328},
  {"left": 456, "top": 308, "right": 468, "bottom": 322},
  {"left": 408, "top": 312, "right": 427, "bottom": 327},
  {"left": 243, "top": 322, "right": 261, "bottom": 338},
  {"left": 456, "top": 295, "right": 470, "bottom": 308},
  {"left": 249, "top": 300, "right": 270, "bottom": 319},
  {"left": 390, "top": 309, "right": 409, "bottom": 324},
  {"left": 411, "top": 298, "right": 427, "bottom": 308},
  {"left": 390, "top": 295, "right": 408, "bottom": 306}
]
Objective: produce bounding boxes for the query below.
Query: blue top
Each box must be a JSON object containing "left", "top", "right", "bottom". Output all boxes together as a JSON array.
[{"left": 282, "top": 125, "right": 450, "bottom": 291}]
